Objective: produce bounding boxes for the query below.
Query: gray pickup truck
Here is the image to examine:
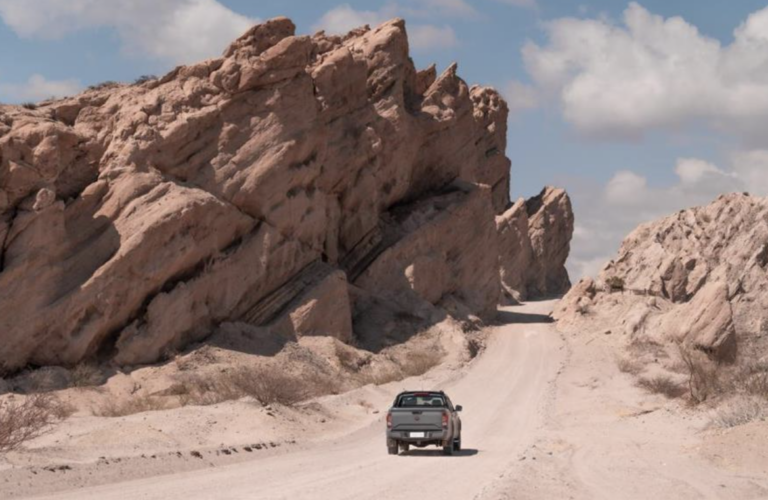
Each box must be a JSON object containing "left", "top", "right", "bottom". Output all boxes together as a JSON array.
[{"left": 385, "top": 390, "right": 462, "bottom": 455}]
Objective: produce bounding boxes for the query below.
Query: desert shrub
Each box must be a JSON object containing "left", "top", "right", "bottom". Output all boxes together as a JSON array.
[
  {"left": 87, "top": 81, "right": 119, "bottom": 91},
  {"left": 358, "top": 348, "right": 443, "bottom": 385},
  {"left": 21, "top": 102, "right": 37, "bottom": 110},
  {"left": 235, "top": 369, "right": 311, "bottom": 406},
  {"left": 736, "top": 360, "right": 768, "bottom": 398},
  {"left": 13, "top": 367, "right": 71, "bottom": 393},
  {"left": 334, "top": 343, "right": 371, "bottom": 373},
  {"left": 400, "top": 349, "right": 443, "bottom": 377},
  {"left": 0, "top": 394, "right": 71, "bottom": 452},
  {"left": 711, "top": 397, "right": 768, "bottom": 429},
  {"left": 173, "top": 366, "right": 313, "bottom": 408},
  {"left": 637, "top": 375, "right": 686, "bottom": 399},
  {"left": 358, "top": 366, "right": 402, "bottom": 386},
  {"left": 460, "top": 320, "right": 482, "bottom": 333},
  {"left": 606, "top": 276, "right": 626, "bottom": 291},
  {"left": 95, "top": 394, "right": 171, "bottom": 418},
  {"left": 743, "top": 372, "right": 768, "bottom": 398},
  {"left": 133, "top": 75, "right": 157, "bottom": 85},
  {"left": 467, "top": 338, "right": 483, "bottom": 359},
  {"left": 678, "top": 344, "right": 720, "bottom": 404},
  {"left": 70, "top": 363, "right": 104, "bottom": 388},
  {"left": 617, "top": 356, "right": 644, "bottom": 375},
  {"left": 336, "top": 345, "right": 359, "bottom": 372},
  {"left": 627, "top": 336, "right": 667, "bottom": 358}
]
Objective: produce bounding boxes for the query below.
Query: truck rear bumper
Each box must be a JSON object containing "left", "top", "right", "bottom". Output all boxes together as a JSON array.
[{"left": 387, "top": 430, "right": 449, "bottom": 442}]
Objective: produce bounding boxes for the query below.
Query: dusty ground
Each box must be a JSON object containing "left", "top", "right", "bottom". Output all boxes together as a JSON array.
[{"left": 3, "top": 300, "right": 768, "bottom": 499}]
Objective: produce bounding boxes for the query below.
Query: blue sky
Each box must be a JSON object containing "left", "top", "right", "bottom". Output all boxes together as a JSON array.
[{"left": 2, "top": 0, "right": 768, "bottom": 278}]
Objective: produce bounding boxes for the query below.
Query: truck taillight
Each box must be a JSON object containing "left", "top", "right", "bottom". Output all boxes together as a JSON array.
[
  {"left": 442, "top": 411, "right": 449, "bottom": 428},
  {"left": 386, "top": 412, "right": 392, "bottom": 429}
]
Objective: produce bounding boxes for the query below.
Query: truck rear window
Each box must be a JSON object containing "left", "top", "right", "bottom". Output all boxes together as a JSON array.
[{"left": 396, "top": 394, "right": 446, "bottom": 408}]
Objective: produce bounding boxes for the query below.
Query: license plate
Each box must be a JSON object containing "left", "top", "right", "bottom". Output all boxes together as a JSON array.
[{"left": 409, "top": 432, "right": 425, "bottom": 438}]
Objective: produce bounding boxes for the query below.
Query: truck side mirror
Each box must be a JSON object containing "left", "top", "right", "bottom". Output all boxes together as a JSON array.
[{"left": 455, "top": 405, "right": 463, "bottom": 412}]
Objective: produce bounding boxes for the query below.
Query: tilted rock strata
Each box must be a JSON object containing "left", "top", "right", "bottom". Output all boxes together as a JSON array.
[
  {"left": 0, "top": 17, "right": 570, "bottom": 369},
  {"left": 497, "top": 187, "right": 574, "bottom": 300},
  {"left": 556, "top": 193, "right": 768, "bottom": 362}
]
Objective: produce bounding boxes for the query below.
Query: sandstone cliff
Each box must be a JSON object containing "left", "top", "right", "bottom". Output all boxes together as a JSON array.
[
  {"left": 497, "top": 187, "right": 574, "bottom": 301},
  {"left": 556, "top": 192, "right": 768, "bottom": 364},
  {"left": 0, "top": 17, "right": 573, "bottom": 370}
]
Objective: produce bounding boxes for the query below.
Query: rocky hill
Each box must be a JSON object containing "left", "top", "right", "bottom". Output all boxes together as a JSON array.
[
  {"left": 556, "top": 192, "right": 768, "bottom": 366},
  {"left": 0, "top": 17, "right": 573, "bottom": 371}
]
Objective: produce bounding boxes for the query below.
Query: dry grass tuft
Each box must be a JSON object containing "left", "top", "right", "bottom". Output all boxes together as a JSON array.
[
  {"left": 617, "top": 356, "right": 644, "bottom": 375},
  {"left": 358, "top": 347, "right": 443, "bottom": 386},
  {"left": 467, "top": 338, "right": 483, "bottom": 360},
  {"left": 358, "top": 366, "right": 402, "bottom": 386},
  {"left": 70, "top": 364, "right": 104, "bottom": 388},
  {"left": 335, "top": 343, "right": 370, "bottom": 373},
  {"left": 0, "top": 394, "right": 72, "bottom": 452},
  {"left": 627, "top": 337, "right": 667, "bottom": 359},
  {"left": 400, "top": 349, "right": 443, "bottom": 377},
  {"left": 711, "top": 397, "right": 768, "bottom": 429},
  {"left": 636, "top": 375, "right": 686, "bottom": 399},
  {"left": 678, "top": 344, "right": 720, "bottom": 404},
  {"left": 734, "top": 360, "right": 768, "bottom": 399},
  {"left": 95, "top": 394, "right": 172, "bottom": 418},
  {"left": 172, "top": 366, "right": 319, "bottom": 408}
]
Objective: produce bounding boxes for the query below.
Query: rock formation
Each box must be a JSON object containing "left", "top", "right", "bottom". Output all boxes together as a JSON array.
[
  {"left": 556, "top": 192, "right": 768, "bottom": 363},
  {"left": 0, "top": 17, "right": 573, "bottom": 370},
  {"left": 497, "top": 187, "right": 574, "bottom": 301}
]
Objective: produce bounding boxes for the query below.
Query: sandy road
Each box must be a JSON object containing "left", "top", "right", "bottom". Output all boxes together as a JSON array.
[{"left": 29, "top": 301, "right": 563, "bottom": 500}]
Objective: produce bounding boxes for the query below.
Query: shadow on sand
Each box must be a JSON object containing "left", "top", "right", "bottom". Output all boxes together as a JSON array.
[
  {"left": 493, "top": 310, "right": 554, "bottom": 325},
  {"left": 399, "top": 448, "right": 479, "bottom": 458}
]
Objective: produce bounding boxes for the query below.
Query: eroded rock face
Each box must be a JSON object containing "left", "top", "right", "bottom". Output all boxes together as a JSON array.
[
  {"left": 497, "top": 187, "right": 574, "bottom": 300},
  {"left": 556, "top": 192, "right": 768, "bottom": 362},
  {"left": 0, "top": 17, "right": 572, "bottom": 369}
]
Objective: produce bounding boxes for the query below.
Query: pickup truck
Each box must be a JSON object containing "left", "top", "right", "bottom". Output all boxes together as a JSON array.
[{"left": 385, "top": 390, "right": 462, "bottom": 455}]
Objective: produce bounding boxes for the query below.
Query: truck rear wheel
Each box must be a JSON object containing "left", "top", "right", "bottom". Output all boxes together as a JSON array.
[
  {"left": 388, "top": 443, "right": 399, "bottom": 455},
  {"left": 453, "top": 436, "right": 461, "bottom": 452},
  {"left": 442, "top": 444, "right": 454, "bottom": 456}
]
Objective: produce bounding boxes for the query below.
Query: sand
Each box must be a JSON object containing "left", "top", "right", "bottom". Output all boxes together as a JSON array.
[{"left": 3, "top": 300, "right": 767, "bottom": 499}]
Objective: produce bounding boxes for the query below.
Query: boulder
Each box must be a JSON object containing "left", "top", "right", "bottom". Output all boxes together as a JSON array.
[{"left": 270, "top": 268, "right": 354, "bottom": 343}]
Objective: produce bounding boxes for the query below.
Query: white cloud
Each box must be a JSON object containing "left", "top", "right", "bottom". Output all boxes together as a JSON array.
[
  {"left": 0, "top": 0, "right": 255, "bottom": 64},
  {"left": 313, "top": 3, "right": 460, "bottom": 51},
  {"left": 502, "top": 80, "right": 539, "bottom": 114},
  {"left": 604, "top": 170, "right": 648, "bottom": 206},
  {"left": 522, "top": 2, "right": 768, "bottom": 143},
  {"left": 312, "top": 4, "right": 392, "bottom": 35},
  {"left": 409, "top": 25, "right": 458, "bottom": 50},
  {"left": 731, "top": 150, "right": 768, "bottom": 196},
  {"left": 674, "top": 158, "right": 730, "bottom": 186},
  {"left": 0, "top": 74, "right": 82, "bottom": 102}
]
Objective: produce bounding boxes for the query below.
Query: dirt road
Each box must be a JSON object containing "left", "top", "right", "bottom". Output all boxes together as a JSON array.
[
  {"left": 23, "top": 300, "right": 768, "bottom": 499},
  {"left": 28, "top": 302, "right": 563, "bottom": 500}
]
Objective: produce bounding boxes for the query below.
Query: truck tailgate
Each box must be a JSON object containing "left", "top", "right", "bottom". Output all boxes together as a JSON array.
[{"left": 390, "top": 408, "right": 444, "bottom": 431}]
